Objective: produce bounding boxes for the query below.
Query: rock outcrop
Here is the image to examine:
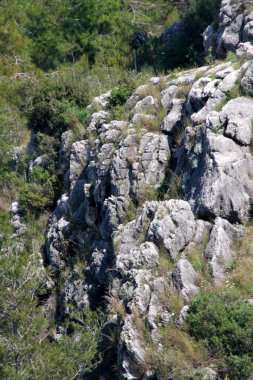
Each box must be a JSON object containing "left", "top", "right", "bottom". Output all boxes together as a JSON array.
[
  {"left": 34, "top": 6, "right": 253, "bottom": 376},
  {"left": 204, "top": 0, "right": 253, "bottom": 58}
]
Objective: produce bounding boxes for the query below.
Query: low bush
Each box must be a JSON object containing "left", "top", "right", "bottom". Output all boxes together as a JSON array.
[
  {"left": 108, "top": 75, "right": 136, "bottom": 108},
  {"left": 187, "top": 291, "right": 253, "bottom": 380},
  {"left": 20, "top": 167, "right": 58, "bottom": 214}
]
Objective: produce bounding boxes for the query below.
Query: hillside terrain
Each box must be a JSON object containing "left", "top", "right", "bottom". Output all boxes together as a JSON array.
[{"left": 1, "top": 0, "right": 253, "bottom": 379}]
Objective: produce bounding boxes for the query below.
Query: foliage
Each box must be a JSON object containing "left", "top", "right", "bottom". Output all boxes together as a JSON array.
[
  {"left": 159, "top": 0, "right": 221, "bottom": 70},
  {"left": 0, "top": 214, "right": 102, "bottom": 380},
  {"left": 109, "top": 76, "right": 136, "bottom": 108},
  {"left": 19, "top": 167, "right": 58, "bottom": 214},
  {"left": 187, "top": 292, "right": 253, "bottom": 380},
  {"left": 27, "top": 67, "right": 90, "bottom": 138},
  {"left": 144, "top": 322, "right": 207, "bottom": 379}
]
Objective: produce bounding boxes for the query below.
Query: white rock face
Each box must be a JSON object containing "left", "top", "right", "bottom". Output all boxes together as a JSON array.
[
  {"left": 147, "top": 200, "right": 196, "bottom": 260},
  {"left": 9, "top": 201, "right": 26, "bottom": 236},
  {"left": 181, "top": 127, "right": 253, "bottom": 224},
  {"left": 205, "top": 217, "right": 243, "bottom": 281},
  {"left": 221, "top": 97, "right": 253, "bottom": 145},
  {"left": 241, "top": 63, "right": 253, "bottom": 97},
  {"left": 172, "top": 259, "right": 199, "bottom": 301}
]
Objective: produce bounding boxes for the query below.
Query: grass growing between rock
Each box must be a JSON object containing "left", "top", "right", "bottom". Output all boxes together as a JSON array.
[
  {"left": 225, "top": 223, "right": 253, "bottom": 297},
  {"left": 144, "top": 322, "right": 207, "bottom": 380},
  {"left": 187, "top": 235, "right": 212, "bottom": 289}
]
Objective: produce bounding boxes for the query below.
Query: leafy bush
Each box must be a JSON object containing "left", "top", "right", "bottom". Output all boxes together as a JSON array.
[
  {"left": 187, "top": 292, "right": 253, "bottom": 380},
  {"left": 20, "top": 167, "right": 58, "bottom": 213},
  {"left": 0, "top": 239, "right": 102, "bottom": 380},
  {"left": 27, "top": 68, "right": 90, "bottom": 138},
  {"left": 109, "top": 75, "right": 136, "bottom": 108}
]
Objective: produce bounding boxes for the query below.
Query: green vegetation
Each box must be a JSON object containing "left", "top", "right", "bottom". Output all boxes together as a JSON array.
[
  {"left": 0, "top": 213, "right": 102, "bottom": 380},
  {"left": 187, "top": 292, "right": 253, "bottom": 380}
]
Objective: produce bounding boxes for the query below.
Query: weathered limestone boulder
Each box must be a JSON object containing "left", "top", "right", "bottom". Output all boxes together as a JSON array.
[
  {"left": 29, "top": 154, "right": 49, "bottom": 173},
  {"left": 117, "top": 242, "right": 159, "bottom": 273},
  {"left": 243, "top": 11, "right": 253, "bottom": 42},
  {"left": 9, "top": 201, "right": 26, "bottom": 236},
  {"left": 236, "top": 42, "right": 253, "bottom": 60},
  {"left": 188, "top": 77, "right": 227, "bottom": 125},
  {"left": 58, "top": 130, "right": 73, "bottom": 174},
  {"left": 92, "top": 90, "right": 111, "bottom": 109},
  {"left": 241, "top": 63, "right": 253, "bottom": 96},
  {"left": 69, "top": 140, "right": 90, "bottom": 189},
  {"left": 160, "top": 99, "right": 184, "bottom": 134},
  {"left": 205, "top": 217, "right": 243, "bottom": 282},
  {"left": 44, "top": 217, "right": 70, "bottom": 268},
  {"left": 176, "top": 305, "right": 189, "bottom": 326},
  {"left": 172, "top": 259, "right": 199, "bottom": 301},
  {"left": 86, "top": 110, "right": 109, "bottom": 134},
  {"left": 181, "top": 127, "right": 253, "bottom": 223},
  {"left": 120, "top": 314, "right": 146, "bottom": 379},
  {"left": 160, "top": 85, "right": 181, "bottom": 110},
  {"left": 132, "top": 113, "right": 156, "bottom": 125},
  {"left": 111, "top": 133, "right": 170, "bottom": 200},
  {"left": 132, "top": 95, "right": 156, "bottom": 115},
  {"left": 147, "top": 200, "right": 196, "bottom": 260},
  {"left": 148, "top": 277, "right": 171, "bottom": 329},
  {"left": 220, "top": 97, "right": 253, "bottom": 145},
  {"left": 204, "top": 0, "right": 253, "bottom": 58}
]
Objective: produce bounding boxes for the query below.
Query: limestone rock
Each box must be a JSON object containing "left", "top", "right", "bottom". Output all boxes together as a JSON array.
[
  {"left": 172, "top": 259, "right": 199, "bottom": 301},
  {"left": 69, "top": 140, "right": 90, "bottom": 188},
  {"left": 147, "top": 200, "right": 196, "bottom": 260},
  {"left": 220, "top": 97, "right": 253, "bottom": 145},
  {"left": 132, "top": 95, "right": 156, "bottom": 115},
  {"left": 160, "top": 99, "right": 184, "bottom": 134},
  {"left": 205, "top": 217, "right": 243, "bottom": 281},
  {"left": 160, "top": 85, "right": 181, "bottom": 110},
  {"left": 9, "top": 201, "right": 26, "bottom": 236},
  {"left": 241, "top": 63, "right": 253, "bottom": 96},
  {"left": 181, "top": 127, "right": 253, "bottom": 223},
  {"left": 236, "top": 42, "right": 253, "bottom": 60}
]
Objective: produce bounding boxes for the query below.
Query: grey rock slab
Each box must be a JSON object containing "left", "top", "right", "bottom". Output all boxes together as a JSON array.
[
  {"left": 182, "top": 127, "right": 253, "bottom": 223},
  {"left": 220, "top": 97, "right": 253, "bottom": 145},
  {"left": 69, "top": 140, "right": 90, "bottom": 188},
  {"left": 131, "top": 113, "right": 156, "bottom": 125},
  {"left": 241, "top": 63, "right": 253, "bottom": 97},
  {"left": 172, "top": 259, "right": 199, "bottom": 301},
  {"left": 236, "top": 42, "right": 253, "bottom": 60},
  {"left": 117, "top": 241, "right": 159, "bottom": 274},
  {"left": 148, "top": 277, "right": 171, "bottom": 329},
  {"left": 58, "top": 130, "right": 73, "bottom": 173},
  {"left": 176, "top": 305, "right": 189, "bottom": 326},
  {"left": 205, "top": 217, "right": 243, "bottom": 282},
  {"left": 160, "top": 85, "right": 181, "bottom": 110},
  {"left": 160, "top": 99, "right": 184, "bottom": 133},
  {"left": 132, "top": 95, "right": 156, "bottom": 115},
  {"left": 243, "top": 12, "right": 253, "bottom": 41},
  {"left": 147, "top": 200, "right": 196, "bottom": 260},
  {"left": 87, "top": 110, "right": 110, "bottom": 134}
]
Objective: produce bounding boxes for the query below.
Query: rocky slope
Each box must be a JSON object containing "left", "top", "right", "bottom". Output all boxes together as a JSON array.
[{"left": 10, "top": 1, "right": 253, "bottom": 379}]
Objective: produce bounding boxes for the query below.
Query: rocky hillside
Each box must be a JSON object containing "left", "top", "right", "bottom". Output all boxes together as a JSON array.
[{"left": 3, "top": 1, "right": 253, "bottom": 379}]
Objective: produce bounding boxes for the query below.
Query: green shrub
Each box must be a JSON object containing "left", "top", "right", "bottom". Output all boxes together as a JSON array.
[
  {"left": 20, "top": 167, "right": 58, "bottom": 213},
  {"left": 27, "top": 70, "right": 89, "bottom": 138},
  {"left": 187, "top": 292, "right": 253, "bottom": 380},
  {"left": 109, "top": 75, "right": 136, "bottom": 108},
  {"left": 0, "top": 240, "right": 102, "bottom": 380}
]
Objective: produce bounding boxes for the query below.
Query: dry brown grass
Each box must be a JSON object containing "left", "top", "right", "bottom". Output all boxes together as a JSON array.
[
  {"left": 144, "top": 323, "right": 208, "bottom": 378},
  {"left": 0, "top": 189, "right": 18, "bottom": 211},
  {"left": 218, "top": 222, "right": 253, "bottom": 297},
  {"left": 105, "top": 294, "right": 126, "bottom": 318}
]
